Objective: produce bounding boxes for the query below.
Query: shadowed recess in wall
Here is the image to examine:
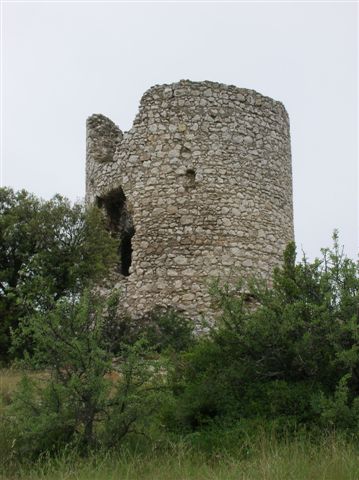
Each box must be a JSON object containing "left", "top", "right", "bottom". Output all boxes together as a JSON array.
[
  {"left": 96, "top": 188, "right": 135, "bottom": 276},
  {"left": 184, "top": 168, "right": 196, "bottom": 190}
]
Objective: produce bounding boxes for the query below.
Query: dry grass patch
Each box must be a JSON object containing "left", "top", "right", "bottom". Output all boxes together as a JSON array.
[{"left": 0, "top": 369, "right": 49, "bottom": 409}]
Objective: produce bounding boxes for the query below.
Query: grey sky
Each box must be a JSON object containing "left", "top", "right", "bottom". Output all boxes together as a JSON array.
[{"left": 2, "top": 1, "right": 358, "bottom": 260}]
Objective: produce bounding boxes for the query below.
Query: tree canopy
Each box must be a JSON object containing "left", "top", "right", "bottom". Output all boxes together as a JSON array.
[{"left": 0, "top": 187, "right": 118, "bottom": 362}]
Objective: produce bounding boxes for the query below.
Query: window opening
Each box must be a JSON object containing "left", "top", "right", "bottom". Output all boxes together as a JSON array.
[{"left": 96, "top": 188, "right": 134, "bottom": 277}]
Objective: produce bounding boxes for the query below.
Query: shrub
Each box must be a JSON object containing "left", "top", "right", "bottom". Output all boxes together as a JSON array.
[
  {"left": 142, "top": 308, "right": 195, "bottom": 353},
  {"left": 167, "top": 234, "right": 359, "bottom": 432},
  {"left": 6, "top": 292, "right": 167, "bottom": 458}
]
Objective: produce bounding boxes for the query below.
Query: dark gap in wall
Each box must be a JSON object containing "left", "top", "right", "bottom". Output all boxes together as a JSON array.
[
  {"left": 184, "top": 168, "right": 196, "bottom": 190},
  {"left": 96, "top": 188, "right": 134, "bottom": 276},
  {"left": 120, "top": 228, "right": 135, "bottom": 276}
]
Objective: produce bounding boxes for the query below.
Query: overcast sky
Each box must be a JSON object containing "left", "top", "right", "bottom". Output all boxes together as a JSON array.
[{"left": 1, "top": 1, "right": 358, "bottom": 260}]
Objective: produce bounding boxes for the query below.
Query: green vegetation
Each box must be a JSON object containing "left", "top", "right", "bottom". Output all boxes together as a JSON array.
[
  {"left": 0, "top": 188, "right": 118, "bottom": 363},
  {"left": 168, "top": 236, "right": 359, "bottom": 434},
  {"left": 1, "top": 433, "right": 359, "bottom": 480},
  {"left": 8, "top": 292, "right": 167, "bottom": 458},
  {"left": 1, "top": 187, "right": 358, "bottom": 479}
]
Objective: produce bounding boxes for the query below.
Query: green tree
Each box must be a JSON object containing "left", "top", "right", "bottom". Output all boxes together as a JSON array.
[
  {"left": 0, "top": 187, "right": 118, "bottom": 362},
  {"left": 8, "top": 291, "right": 166, "bottom": 457}
]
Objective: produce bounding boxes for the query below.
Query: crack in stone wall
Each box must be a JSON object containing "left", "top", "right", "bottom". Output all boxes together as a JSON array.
[{"left": 86, "top": 80, "right": 294, "bottom": 318}]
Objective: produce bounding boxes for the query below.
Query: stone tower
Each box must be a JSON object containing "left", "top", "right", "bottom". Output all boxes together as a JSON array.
[{"left": 86, "top": 80, "right": 294, "bottom": 318}]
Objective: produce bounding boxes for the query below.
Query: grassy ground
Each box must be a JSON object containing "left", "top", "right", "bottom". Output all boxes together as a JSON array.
[
  {"left": 1, "top": 434, "right": 358, "bottom": 480},
  {"left": 0, "top": 368, "right": 23, "bottom": 405},
  {"left": 1, "top": 369, "right": 359, "bottom": 480},
  {"left": 0, "top": 368, "right": 48, "bottom": 411}
]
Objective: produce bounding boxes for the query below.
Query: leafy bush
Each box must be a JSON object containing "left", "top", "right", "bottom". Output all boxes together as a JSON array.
[
  {"left": 167, "top": 234, "right": 359, "bottom": 433},
  {"left": 103, "top": 307, "right": 195, "bottom": 355},
  {"left": 142, "top": 308, "right": 195, "bottom": 353}
]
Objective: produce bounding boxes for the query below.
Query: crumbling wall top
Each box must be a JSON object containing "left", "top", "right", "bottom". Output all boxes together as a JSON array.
[{"left": 86, "top": 114, "right": 123, "bottom": 164}]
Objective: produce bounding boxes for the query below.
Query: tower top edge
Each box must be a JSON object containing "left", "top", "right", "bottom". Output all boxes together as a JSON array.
[
  {"left": 86, "top": 113, "right": 119, "bottom": 128},
  {"left": 139, "top": 79, "right": 289, "bottom": 115}
]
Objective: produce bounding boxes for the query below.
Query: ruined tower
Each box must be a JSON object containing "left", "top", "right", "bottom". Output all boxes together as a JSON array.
[{"left": 86, "top": 80, "right": 294, "bottom": 318}]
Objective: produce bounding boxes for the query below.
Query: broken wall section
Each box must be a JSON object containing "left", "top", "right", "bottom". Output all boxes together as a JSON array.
[
  {"left": 86, "top": 114, "right": 123, "bottom": 204},
  {"left": 96, "top": 188, "right": 135, "bottom": 277}
]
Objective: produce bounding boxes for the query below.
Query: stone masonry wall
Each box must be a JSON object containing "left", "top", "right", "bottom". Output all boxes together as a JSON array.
[{"left": 86, "top": 80, "right": 294, "bottom": 318}]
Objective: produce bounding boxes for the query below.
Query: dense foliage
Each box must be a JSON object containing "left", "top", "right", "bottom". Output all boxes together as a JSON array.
[
  {"left": 167, "top": 235, "right": 359, "bottom": 433},
  {"left": 0, "top": 187, "right": 118, "bottom": 362}
]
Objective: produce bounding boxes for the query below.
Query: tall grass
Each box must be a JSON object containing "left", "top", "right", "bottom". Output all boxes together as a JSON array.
[
  {"left": 1, "top": 370, "right": 359, "bottom": 480},
  {"left": 1, "top": 433, "right": 358, "bottom": 480}
]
